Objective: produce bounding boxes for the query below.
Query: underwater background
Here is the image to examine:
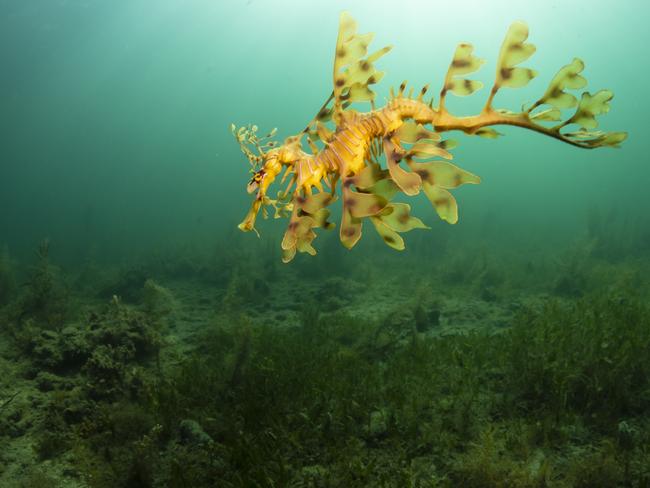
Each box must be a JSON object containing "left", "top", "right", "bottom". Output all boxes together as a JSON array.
[{"left": 1, "top": 0, "right": 649, "bottom": 486}]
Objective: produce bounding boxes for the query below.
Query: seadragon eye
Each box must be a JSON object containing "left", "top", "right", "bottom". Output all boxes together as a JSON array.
[{"left": 247, "top": 169, "right": 265, "bottom": 193}]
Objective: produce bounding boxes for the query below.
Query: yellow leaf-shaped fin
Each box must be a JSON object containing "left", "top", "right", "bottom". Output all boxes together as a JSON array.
[
  {"left": 301, "top": 192, "right": 337, "bottom": 214},
  {"left": 443, "top": 43, "right": 485, "bottom": 100},
  {"left": 396, "top": 122, "right": 441, "bottom": 143},
  {"left": 409, "top": 161, "right": 481, "bottom": 189},
  {"left": 422, "top": 184, "right": 459, "bottom": 224},
  {"left": 344, "top": 189, "right": 387, "bottom": 218},
  {"left": 333, "top": 12, "right": 392, "bottom": 125},
  {"left": 564, "top": 130, "right": 627, "bottom": 148},
  {"left": 370, "top": 216, "right": 405, "bottom": 250},
  {"left": 448, "top": 79, "right": 484, "bottom": 97},
  {"left": 351, "top": 163, "right": 387, "bottom": 189},
  {"left": 340, "top": 209, "right": 362, "bottom": 249},
  {"left": 365, "top": 178, "right": 399, "bottom": 201},
  {"left": 493, "top": 22, "right": 537, "bottom": 91},
  {"left": 530, "top": 108, "right": 562, "bottom": 121},
  {"left": 535, "top": 58, "right": 586, "bottom": 109},
  {"left": 377, "top": 203, "right": 429, "bottom": 232},
  {"left": 408, "top": 141, "right": 453, "bottom": 160},
  {"left": 565, "top": 90, "right": 613, "bottom": 129},
  {"left": 474, "top": 128, "right": 504, "bottom": 139},
  {"left": 384, "top": 138, "right": 422, "bottom": 195}
]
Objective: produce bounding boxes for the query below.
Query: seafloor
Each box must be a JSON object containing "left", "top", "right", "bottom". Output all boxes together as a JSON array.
[{"left": 1, "top": 216, "right": 649, "bottom": 487}]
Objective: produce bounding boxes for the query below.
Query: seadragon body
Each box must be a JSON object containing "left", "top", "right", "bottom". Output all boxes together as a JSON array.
[{"left": 233, "top": 13, "right": 626, "bottom": 263}]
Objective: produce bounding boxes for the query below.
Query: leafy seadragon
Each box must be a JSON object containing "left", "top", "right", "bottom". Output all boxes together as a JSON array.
[{"left": 232, "top": 12, "right": 626, "bottom": 263}]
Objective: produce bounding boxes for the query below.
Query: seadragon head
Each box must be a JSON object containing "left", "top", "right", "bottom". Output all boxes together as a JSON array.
[{"left": 232, "top": 124, "right": 303, "bottom": 234}]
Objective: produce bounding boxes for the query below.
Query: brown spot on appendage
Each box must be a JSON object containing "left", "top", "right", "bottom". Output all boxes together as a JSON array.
[
  {"left": 367, "top": 75, "right": 377, "bottom": 84},
  {"left": 509, "top": 44, "right": 523, "bottom": 51},
  {"left": 398, "top": 212, "right": 409, "bottom": 224},
  {"left": 343, "top": 179, "right": 354, "bottom": 188},
  {"left": 439, "top": 140, "right": 449, "bottom": 149},
  {"left": 340, "top": 92, "right": 350, "bottom": 101},
  {"left": 452, "top": 58, "right": 470, "bottom": 68},
  {"left": 317, "top": 108, "right": 329, "bottom": 120},
  {"left": 337, "top": 48, "right": 346, "bottom": 57},
  {"left": 296, "top": 195, "right": 306, "bottom": 205},
  {"left": 368, "top": 203, "right": 382, "bottom": 214},
  {"left": 336, "top": 78, "right": 345, "bottom": 87},
  {"left": 343, "top": 227, "right": 356, "bottom": 237},
  {"left": 361, "top": 61, "right": 370, "bottom": 71},
  {"left": 399, "top": 82, "right": 406, "bottom": 92},
  {"left": 500, "top": 68, "right": 512, "bottom": 80},
  {"left": 434, "top": 198, "right": 448, "bottom": 207},
  {"left": 415, "top": 169, "right": 430, "bottom": 179},
  {"left": 384, "top": 235, "right": 396, "bottom": 244},
  {"left": 344, "top": 198, "right": 356, "bottom": 208},
  {"left": 288, "top": 221, "right": 298, "bottom": 230},
  {"left": 463, "top": 79, "right": 472, "bottom": 91},
  {"left": 420, "top": 85, "right": 428, "bottom": 95}
]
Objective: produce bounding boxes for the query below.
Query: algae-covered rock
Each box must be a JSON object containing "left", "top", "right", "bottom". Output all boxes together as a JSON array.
[{"left": 23, "top": 322, "right": 91, "bottom": 372}]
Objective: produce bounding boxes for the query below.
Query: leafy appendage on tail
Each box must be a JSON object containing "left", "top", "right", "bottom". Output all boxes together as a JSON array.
[{"left": 434, "top": 21, "right": 626, "bottom": 149}]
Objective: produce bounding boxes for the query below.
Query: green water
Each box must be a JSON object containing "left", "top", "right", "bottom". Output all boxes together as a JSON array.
[{"left": 1, "top": 0, "right": 649, "bottom": 486}]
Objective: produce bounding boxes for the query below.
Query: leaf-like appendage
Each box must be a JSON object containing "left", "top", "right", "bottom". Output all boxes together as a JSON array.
[
  {"left": 332, "top": 12, "right": 392, "bottom": 125},
  {"left": 369, "top": 203, "right": 428, "bottom": 250},
  {"left": 408, "top": 141, "right": 453, "bottom": 160},
  {"left": 475, "top": 128, "right": 504, "bottom": 139},
  {"left": 345, "top": 190, "right": 388, "bottom": 218},
  {"left": 409, "top": 161, "right": 481, "bottom": 189},
  {"left": 535, "top": 58, "right": 587, "bottom": 109},
  {"left": 444, "top": 43, "right": 485, "bottom": 97},
  {"left": 565, "top": 90, "right": 613, "bottom": 129},
  {"left": 370, "top": 216, "right": 405, "bottom": 250},
  {"left": 396, "top": 122, "right": 441, "bottom": 143},
  {"left": 384, "top": 138, "right": 422, "bottom": 196},
  {"left": 422, "top": 185, "right": 458, "bottom": 224},
  {"left": 530, "top": 107, "right": 562, "bottom": 121},
  {"left": 376, "top": 203, "right": 428, "bottom": 233},
  {"left": 404, "top": 159, "right": 480, "bottom": 225},
  {"left": 493, "top": 22, "right": 537, "bottom": 91},
  {"left": 563, "top": 130, "right": 627, "bottom": 148},
  {"left": 280, "top": 193, "right": 337, "bottom": 262}
]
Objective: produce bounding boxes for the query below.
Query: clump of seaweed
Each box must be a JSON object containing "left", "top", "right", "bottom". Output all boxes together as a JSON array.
[
  {"left": 141, "top": 279, "right": 176, "bottom": 326},
  {"left": 18, "top": 239, "right": 69, "bottom": 329},
  {"left": 501, "top": 295, "right": 650, "bottom": 424},
  {"left": 0, "top": 245, "right": 16, "bottom": 307}
]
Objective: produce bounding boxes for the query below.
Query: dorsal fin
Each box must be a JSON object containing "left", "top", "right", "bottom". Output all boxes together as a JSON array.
[{"left": 332, "top": 12, "right": 392, "bottom": 126}]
